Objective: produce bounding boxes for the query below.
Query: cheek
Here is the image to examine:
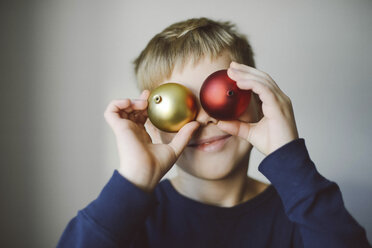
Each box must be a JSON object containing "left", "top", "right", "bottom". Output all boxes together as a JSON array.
[{"left": 234, "top": 136, "right": 252, "bottom": 158}]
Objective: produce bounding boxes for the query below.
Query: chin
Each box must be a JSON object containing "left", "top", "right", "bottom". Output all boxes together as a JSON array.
[
  {"left": 175, "top": 166, "right": 227, "bottom": 181},
  {"left": 176, "top": 158, "right": 247, "bottom": 181}
]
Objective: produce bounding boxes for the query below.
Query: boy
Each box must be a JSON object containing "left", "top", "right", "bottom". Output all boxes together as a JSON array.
[{"left": 57, "top": 18, "right": 370, "bottom": 247}]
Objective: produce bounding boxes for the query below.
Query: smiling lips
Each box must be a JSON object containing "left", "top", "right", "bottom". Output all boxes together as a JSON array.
[
  {"left": 187, "top": 134, "right": 232, "bottom": 152},
  {"left": 188, "top": 134, "right": 232, "bottom": 146}
]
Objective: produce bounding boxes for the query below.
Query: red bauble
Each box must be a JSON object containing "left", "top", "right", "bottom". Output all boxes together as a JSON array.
[{"left": 200, "top": 69, "right": 252, "bottom": 120}]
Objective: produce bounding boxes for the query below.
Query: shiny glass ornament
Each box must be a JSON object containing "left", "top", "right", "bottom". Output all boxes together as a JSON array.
[
  {"left": 200, "top": 69, "right": 251, "bottom": 120},
  {"left": 147, "top": 83, "right": 198, "bottom": 133}
]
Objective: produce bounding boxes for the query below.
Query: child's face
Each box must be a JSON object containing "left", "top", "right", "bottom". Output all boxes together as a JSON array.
[{"left": 150, "top": 52, "right": 262, "bottom": 180}]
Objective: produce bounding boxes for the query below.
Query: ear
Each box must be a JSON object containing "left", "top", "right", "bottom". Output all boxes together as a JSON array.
[{"left": 144, "top": 118, "right": 163, "bottom": 144}]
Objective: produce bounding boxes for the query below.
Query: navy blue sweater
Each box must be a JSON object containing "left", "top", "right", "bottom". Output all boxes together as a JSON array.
[{"left": 57, "top": 138, "right": 371, "bottom": 247}]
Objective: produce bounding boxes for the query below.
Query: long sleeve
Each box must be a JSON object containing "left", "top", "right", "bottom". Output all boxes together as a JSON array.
[
  {"left": 57, "top": 170, "right": 158, "bottom": 248},
  {"left": 258, "top": 138, "right": 371, "bottom": 248}
]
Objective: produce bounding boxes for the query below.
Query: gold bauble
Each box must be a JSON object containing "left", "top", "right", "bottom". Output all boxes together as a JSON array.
[{"left": 147, "top": 83, "right": 198, "bottom": 133}]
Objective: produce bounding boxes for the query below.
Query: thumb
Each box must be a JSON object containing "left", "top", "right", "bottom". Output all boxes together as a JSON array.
[
  {"left": 217, "top": 120, "right": 254, "bottom": 141},
  {"left": 168, "top": 121, "right": 200, "bottom": 157}
]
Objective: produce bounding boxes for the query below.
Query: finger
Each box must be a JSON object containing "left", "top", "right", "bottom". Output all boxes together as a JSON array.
[
  {"left": 104, "top": 98, "right": 146, "bottom": 123},
  {"left": 230, "top": 61, "right": 280, "bottom": 89},
  {"left": 104, "top": 99, "right": 131, "bottom": 121},
  {"left": 127, "top": 109, "right": 148, "bottom": 124},
  {"left": 118, "top": 99, "right": 147, "bottom": 117},
  {"left": 228, "top": 68, "right": 271, "bottom": 88},
  {"left": 231, "top": 77, "right": 278, "bottom": 106},
  {"left": 125, "top": 90, "right": 150, "bottom": 113},
  {"left": 217, "top": 120, "right": 254, "bottom": 142},
  {"left": 130, "top": 99, "right": 148, "bottom": 110},
  {"left": 168, "top": 121, "right": 200, "bottom": 157},
  {"left": 228, "top": 68, "right": 289, "bottom": 108},
  {"left": 139, "top": 89, "right": 150, "bottom": 101},
  {"left": 230, "top": 61, "right": 270, "bottom": 80},
  {"left": 127, "top": 93, "right": 149, "bottom": 123}
]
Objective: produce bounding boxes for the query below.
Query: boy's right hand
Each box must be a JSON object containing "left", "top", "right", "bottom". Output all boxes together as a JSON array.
[{"left": 104, "top": 90, "right": 200, "bottom": 193}]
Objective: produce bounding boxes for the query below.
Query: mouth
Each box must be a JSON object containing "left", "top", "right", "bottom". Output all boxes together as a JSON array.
[{"left": 187, "top": 134, "right": 232, "bottom": 152}]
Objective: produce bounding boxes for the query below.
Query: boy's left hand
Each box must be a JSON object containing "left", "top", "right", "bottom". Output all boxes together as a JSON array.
[{"left": 217, "top": 61, "right": 299, "bottom": 156}]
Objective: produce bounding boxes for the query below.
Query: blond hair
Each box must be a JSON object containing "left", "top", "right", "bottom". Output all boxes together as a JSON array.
[{"left": 133, "top": 17, "right": 256, "bottom": 91}]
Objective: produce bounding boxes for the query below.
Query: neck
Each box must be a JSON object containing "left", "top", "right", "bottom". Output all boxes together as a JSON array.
[{"left": 170, "top": 153, "right": 265, "bottom": 207}]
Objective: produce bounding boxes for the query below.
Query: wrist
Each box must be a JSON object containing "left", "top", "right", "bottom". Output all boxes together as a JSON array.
[{"left": 118, "top": 166, "right": 161, "bottom": 193}]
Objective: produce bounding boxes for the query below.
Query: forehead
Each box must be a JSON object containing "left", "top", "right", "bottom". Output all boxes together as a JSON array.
[{"left": 162, "top": 52, "right": 232, "bottom": 95}]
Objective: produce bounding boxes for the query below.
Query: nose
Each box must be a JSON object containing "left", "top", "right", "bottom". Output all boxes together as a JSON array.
[
  {"left": 195, "top": 105, "right": 218, "bottom": 126},
  {"left": 189, "top": 87, "right": 217, "bottom": 126}
]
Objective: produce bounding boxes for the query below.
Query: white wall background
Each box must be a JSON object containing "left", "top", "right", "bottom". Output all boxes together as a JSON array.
[{"left": 1, "top": 0, "right": 371, "bottom": 247}]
